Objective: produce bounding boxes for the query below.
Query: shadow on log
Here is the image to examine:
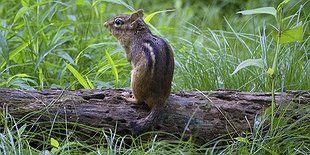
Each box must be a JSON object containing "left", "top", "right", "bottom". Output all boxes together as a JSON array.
[{"left": 0, "top": 88, "right": 309, "bottom": 145}]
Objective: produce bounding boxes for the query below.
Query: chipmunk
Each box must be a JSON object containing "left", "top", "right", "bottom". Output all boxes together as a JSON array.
[{"left": 104, "top": 9, "right": 174, "bottom": 134}]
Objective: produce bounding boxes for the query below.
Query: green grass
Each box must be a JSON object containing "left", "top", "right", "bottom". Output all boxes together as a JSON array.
[
  {"left": 0, "top": 0, "right": 309, "bottom": 154},
  {"left": 1, "top": 0, "right": 308, "bottom": 91},
  {"left": 1, "top": 100, "right": 309, "bottom": 154}
]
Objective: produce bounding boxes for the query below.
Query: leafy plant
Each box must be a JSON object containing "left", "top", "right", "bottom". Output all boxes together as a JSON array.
[
  {"left": 232, "top": 0, "right": 304, "bottom": 133},
  {"left": 0, "top": 0, "right": 309, "bottom": 154},
  {"left": 65, "top": 62, "right": 93, "bottom": 89}
]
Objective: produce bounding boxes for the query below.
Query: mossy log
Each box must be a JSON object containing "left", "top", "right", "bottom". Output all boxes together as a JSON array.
[{"left": 0, "top": 88, "right": 309, "bottom": 144}]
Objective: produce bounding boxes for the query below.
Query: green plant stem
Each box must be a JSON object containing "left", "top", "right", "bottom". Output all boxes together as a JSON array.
[
  {"left": 270, "top": 28, "right": 281, "bottom": 134},
  {"left": 271, "top": 77, "right": 276, "bottom": 134}
]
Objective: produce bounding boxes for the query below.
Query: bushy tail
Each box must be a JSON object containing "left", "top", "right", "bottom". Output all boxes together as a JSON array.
[{"left": 129, "top": 103, "right": 165, "bottom": 135}]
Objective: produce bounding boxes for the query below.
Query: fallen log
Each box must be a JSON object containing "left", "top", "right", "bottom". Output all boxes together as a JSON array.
[{"left": 0, "top": 88, "right": 309, "bottom": 144}]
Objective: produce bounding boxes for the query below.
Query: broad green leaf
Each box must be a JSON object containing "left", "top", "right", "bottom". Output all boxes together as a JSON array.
[
  {"left": 8, "top": 73, "right": 31, "bottom": 81},
  {"left": 237, "top": 7, "right": 276, "bottom": 17},
  {"left": 10, "top": 42, "right": 30, "bottom": 59},
  {"left": 105, "top": 51, "right": 118, "bottom": 87},
  {"left": 14, "top": 1, "right": 52, "bottom": 24},
  {"left": 51, "top": 29, "right": 70, "bottom": 45},
  {"left": 144, "top": 10, "right": 174, "bottom": 24},
  {"left": 58, "top": 51, "right": 75, "bottom": 65},
  {"left": 0, "top": 42, "right": 30, "bottom": 69},
  {"left": 21, "top": 0, "right": 29, "bottom": 7},
  {"left": 231, "top": 59, "right": 264, "bottom": 75},
  {"left": 36, "top": 39, "right": 70, "bottom": 69},
  {"left": 13, "top": 6, "right": 29, "bottom": 23},
  {"left": 50, "top": 137, "right": 59, "bottom": 148},
  {"left": 272, "top": 25, "right": 303, "bottom": 44},
  {"left": 75, "top": 42, "right": 118, "bottom": 64},
  {"left": 65, "top": 62, "right": 91, "bottom": 89},
  {"left": 6, "top": 73, "right": 31, "bottom": 86},
  {"left": 39, "top": 3, "right": 57, "bottom": 25}
]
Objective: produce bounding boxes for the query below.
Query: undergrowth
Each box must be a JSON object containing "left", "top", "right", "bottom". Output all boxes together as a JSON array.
[
  {"left": 0, "top": 0, "right": 309, "bottom": 154},
  {"left": 1, "top": 99, "right": 309, "bottom": 154}
]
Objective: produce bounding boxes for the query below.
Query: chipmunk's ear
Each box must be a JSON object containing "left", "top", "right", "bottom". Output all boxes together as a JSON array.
[
  {"left": 136, "top": 9, "right": 144, "bottom": 18},
  {"left": 129, "top": 9, "right": 144, "bottom": 21},
  {"left": 129, "top": 9, "right": 146, "bottom": 31}
]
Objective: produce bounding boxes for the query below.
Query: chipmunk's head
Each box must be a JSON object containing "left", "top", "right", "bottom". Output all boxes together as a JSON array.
[{"left": 104, "top": 9, "right": 148, "bottom": 41}]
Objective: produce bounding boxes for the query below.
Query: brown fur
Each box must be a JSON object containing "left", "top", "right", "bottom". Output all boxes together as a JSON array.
[{"left": 104, "top": 9, "right": 174, "bottom": 134}]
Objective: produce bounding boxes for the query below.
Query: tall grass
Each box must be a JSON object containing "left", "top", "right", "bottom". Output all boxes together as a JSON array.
[
  {"left": 0, "top": 0, "right": 130, "bottom": 90},
  {"left": 1, "top": 98, "right": 309, "bottom": 154},
  {"left": 0, "top": 0, "right": 309, "bottom": 154},
  {"left": 0, "top": 0, "right": 308, "bottom": 91}
]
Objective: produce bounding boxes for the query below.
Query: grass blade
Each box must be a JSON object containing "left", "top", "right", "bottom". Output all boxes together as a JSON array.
[
  {"left": 0, "top": 42, "right": 30, "bottom": 69},
  {"left": 65, "top": 62, "right": 90, "bottom": 89},
  {"left": 36, "top": 39, "right": 70, "bottom": 69},
  {"left": 144, "top": 10, "right": 174, "bottom": 24},
  {"left": 86, "top": 77, "right": 94, "bottom": 89},
  {"left": 105, "top": 50, "right": 118, "bottom": 87},
  {"left": 0, "top": 32, "right": 9, "bottom": 69}
]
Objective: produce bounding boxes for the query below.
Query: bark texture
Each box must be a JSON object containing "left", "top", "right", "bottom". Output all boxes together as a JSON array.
[{"left": 0, "top": 88, "right": 309, "bottom": 144}]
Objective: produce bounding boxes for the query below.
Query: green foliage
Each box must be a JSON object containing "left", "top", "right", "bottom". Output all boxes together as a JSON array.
[
  {"left": 271, "top": 24, "right": 303, "bottom": 44},
  {"left": 0, "top": 97, "right": 309, "bottom": 154},
  {"left": 65, "top": 62, "right": 93, "bottom": 89},
  {"left": 0, "top": 0, "right": 309, "bottom": 154},
  {"left": 237, "top": 7, "right": 277, "bottom": 16},
  {"left": 144, "top": 10, "right": 174, "bottom": 24},
  {"left": 105, "top": 50, "right": 119, "bottom": 87},
  {"left": 231, "top": 59, "right": 263, "bottom": 75},
  {"left": 0, "top": 0, "right": 308, "bottom": 91},
  {"left": 234, "top": 0, "right": 305, "bottom": 134},
  {"left": 234, "top": 0, "right": 304, "bottom": 75}
]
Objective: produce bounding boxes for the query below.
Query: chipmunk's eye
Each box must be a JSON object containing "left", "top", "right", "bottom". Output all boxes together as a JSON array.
[{"left": 114, "top": 18, "right": 124, "bottom": 27}]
